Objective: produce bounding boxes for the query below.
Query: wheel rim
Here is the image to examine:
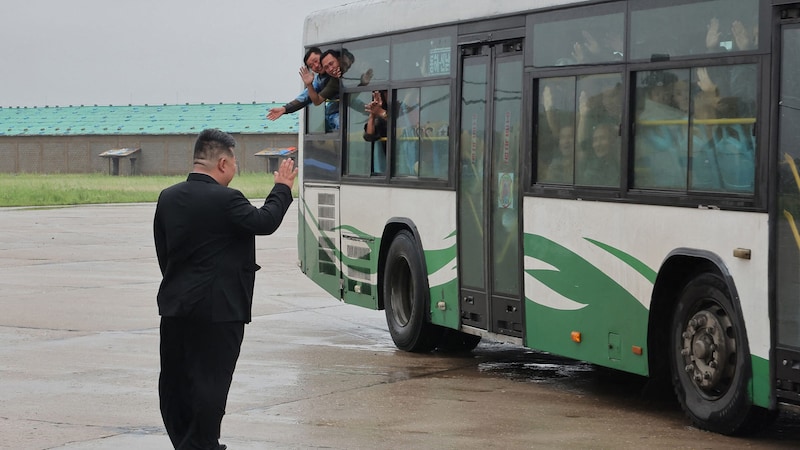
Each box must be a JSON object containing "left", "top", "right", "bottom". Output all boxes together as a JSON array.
[
  {"left": 678, "top": 301, "right": 737, "bottom": 400},
  {"left": 389, "top": 256, "right": 413, "bottom": 326}
]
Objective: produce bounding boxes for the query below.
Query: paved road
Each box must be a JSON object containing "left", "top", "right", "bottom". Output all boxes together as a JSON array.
[{"left": 1, "top": 202, "right": 799, "bottom": 449}]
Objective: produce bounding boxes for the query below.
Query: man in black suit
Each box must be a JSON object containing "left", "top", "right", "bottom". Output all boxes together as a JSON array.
[{"left": 154, "top": 128, "right": 297, "bottom": 449}]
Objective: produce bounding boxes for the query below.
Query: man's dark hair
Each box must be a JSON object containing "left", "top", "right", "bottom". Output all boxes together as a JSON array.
[
  {"left": 321, "top": 49, "right": 341, "bottom": 62},
  {"left": 193, "top": 129, "right": 236, "bottom": 162},
  {"left": 303, "top": 47, "right": 322, "bottom": 67}
]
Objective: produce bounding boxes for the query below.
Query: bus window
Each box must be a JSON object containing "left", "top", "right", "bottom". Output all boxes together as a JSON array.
[
  {"left": 395, "top": 87, "right": 420, "bottom": 176},
  {"left": 574, "top": 73, "right": 623, "bottom": 187},
  {"left": 633, "top": 65, "right": 757, "bottom": 192},
  {"left": 531, "top": 7, "right": 624, "bottom": 67},
  {"left": 698, "top": 64, "right": 757, "bottom": 193},
  {"left": 340, "top": 39, "right": 389, "bottom": 88},
  {"left": 633, "top": 69, "right": 690, "bottom": 190},
  {"left": 535, "top": 73, "right": 621, "bottom": 187},
  {"left": 391, "top": 33, "right": 453, "bottom": 80},
  {"left": 418, "top": 85, "right": 450, "bottom": 179},
  {"left": 536, "top": 77, "right": 577, "bottom": 184},
  {"left": 394, "top": 86, "right": 450, "bottom": 179},
  {"left": 306, "top": 100, "right": 327, "bottom": 134},
  {"left": 630, "top": 0, "right": 759, "bottom": 60},
  {"left": 345, "top": 91, "right": 375, "bottom": 176}
]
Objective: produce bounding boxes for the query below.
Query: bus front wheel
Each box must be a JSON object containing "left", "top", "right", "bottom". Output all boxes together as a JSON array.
[
  {"left": 383, "top": 230, "right": 441, "bottom": 352},
  {"left": 669, "top": 273, "right": 770, "bottom": 435}
]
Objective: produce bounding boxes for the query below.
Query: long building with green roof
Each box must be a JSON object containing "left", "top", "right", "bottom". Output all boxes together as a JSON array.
[{"left": 0, "top": 102, "right": 299, "bottom": 175}]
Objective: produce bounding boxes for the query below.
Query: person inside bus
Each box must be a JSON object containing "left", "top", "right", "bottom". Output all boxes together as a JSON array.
[
  {"left": 572, "top": 29, "right": 624, "bottom": 64},
  {"left": 577, "top": 122, "right": 620, "bottom": 187},
  {"left": 699, "top": 18, "right": 758, "bottom": 190},
  {"left": 266, "top": 47, "right": 328, "bottom": 121},
  {"left": 641, "top": 64, "right": 753, "bottom": 192},
  {"left": 575, "top": 77, "right": 622, "bottom": 149},
  {"left": 678, "top": 68, "right": 731, "bottom": 190},
  {"left": 544, "top": 124, "right": 575, "bottom": 183},
  {"left": 635, "top": 70, "right": 687, "bottom": 188},
  {"left": 537, "top": 76, "right": 620, "bottom": 185},
  {"left": 714, "top": 96, "right": 756, "bottom": 190},
  {"left": 538, "top": 82, "right": 572, "bottom": 172},
  {"left": 704, "top": 17, "right": 758, "bottom": 118},
  {"left": 305, "top": 49, "right": 343, "bottom": 132},
  {"left": 688, "top": 71, "right": 726, "bottom": 190},
  {"left": 363, "top": 90, "right": 388, "bottom": 174},
  {"left": 706, "top": 17, "right": 758, "bottom": 53},
  {"left": 713, "top": 96, "right": 756, "bottom": 191}
]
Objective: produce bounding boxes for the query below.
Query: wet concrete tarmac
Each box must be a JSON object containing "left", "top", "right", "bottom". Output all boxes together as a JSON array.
[{"left": 1, "top": 201, "right": 800, "bottom": 449}]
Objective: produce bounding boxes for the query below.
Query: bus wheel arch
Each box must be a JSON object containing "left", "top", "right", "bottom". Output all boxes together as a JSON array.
[
  {"left": 380, "top": 223, "right": 442, "bottom": 352},
  {"left": 648, "top": 254, "right": 715, "bottom": 382},
  {"left": 378, "top": 222, "right": 407, "bottom": 310}
]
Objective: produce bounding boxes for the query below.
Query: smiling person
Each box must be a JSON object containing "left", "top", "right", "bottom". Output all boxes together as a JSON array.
[
  {"left": 309, "top": 49, "right": 344, "bottom": 131},
  {"left": 267, "top": 47, "right": 328, "bottom": 121}
]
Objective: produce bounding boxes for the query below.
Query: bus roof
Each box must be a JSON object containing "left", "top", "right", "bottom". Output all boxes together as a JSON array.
[{"left": 303, "top": 0, "right": 573, "bottom": 45}]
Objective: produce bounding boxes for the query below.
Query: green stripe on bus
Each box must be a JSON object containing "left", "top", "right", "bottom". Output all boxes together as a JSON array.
[{"left": 584, "top": 237, "right": 658, "bottom": 283}]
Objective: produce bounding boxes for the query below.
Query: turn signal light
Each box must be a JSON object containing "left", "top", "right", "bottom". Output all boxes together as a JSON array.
[
  {"left": 571, "top": 331, "right": 582, "bottom": 343},
  {"left": 632, "top": 345, "right": 643, "bottom": 356}
]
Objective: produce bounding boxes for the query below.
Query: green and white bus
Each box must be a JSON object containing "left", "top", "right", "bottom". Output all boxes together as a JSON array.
[{"left": 296, "top": 0, "right": 800, "bottom": 434}]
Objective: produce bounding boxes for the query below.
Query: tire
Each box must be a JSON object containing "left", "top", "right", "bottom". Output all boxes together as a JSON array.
[
  {"left": 669, "top": 273, "right": 773, "bottom": 435},
  {"left": 383, "top": 230, "right": 441, "bottom": 352}
]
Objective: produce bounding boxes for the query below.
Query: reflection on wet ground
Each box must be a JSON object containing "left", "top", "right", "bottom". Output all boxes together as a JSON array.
[
  {"left": 477, "top": 344, "right": 595, "bottom": 384},
  {"left": 464, "top": 341, "right": 800, "bottom": 443}
]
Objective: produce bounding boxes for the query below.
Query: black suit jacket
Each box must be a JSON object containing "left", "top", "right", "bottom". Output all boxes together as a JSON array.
[{"left": 154, "top": 172, "right": 293, "bottom": 323}]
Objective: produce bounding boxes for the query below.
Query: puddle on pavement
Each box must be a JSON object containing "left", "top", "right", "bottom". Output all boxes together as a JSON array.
[
  {"left": 475, "top": 343, "right": 594, "bottom": 384},
  {"left": 469, "top": 342, "right": 800, "bottom": 441},
  {"left": 468, "top": 341, "right": 655, "bottom": 403}
]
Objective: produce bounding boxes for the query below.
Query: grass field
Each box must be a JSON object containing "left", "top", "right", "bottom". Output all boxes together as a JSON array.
[{"left": 0, "top": 173, "right": 297, "bottom": 207}]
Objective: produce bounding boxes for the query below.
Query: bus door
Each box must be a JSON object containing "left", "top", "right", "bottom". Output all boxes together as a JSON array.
[
  {"left": 457, "top": 39, "right": 524, "bottom": 337},
  {"left": 775, "top": 10, "right": 800, "bottom": 402}
]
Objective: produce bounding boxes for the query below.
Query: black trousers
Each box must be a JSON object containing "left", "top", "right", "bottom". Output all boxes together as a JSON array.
[{"left": 159, "top": 316, "right": 245, "bottom": 449}]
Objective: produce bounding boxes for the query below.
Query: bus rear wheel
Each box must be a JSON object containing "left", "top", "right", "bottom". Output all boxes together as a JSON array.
[
  {"left": 383, "top": 230, "right": 441, "bottom": 352},
  {"left": 669, "top": 273, "right": 770, "bottom": 435}
]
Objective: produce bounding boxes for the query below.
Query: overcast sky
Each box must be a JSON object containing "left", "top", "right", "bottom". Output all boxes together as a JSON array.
[{"left": 1, "top": 0, "right": 347, "bottom": 107}]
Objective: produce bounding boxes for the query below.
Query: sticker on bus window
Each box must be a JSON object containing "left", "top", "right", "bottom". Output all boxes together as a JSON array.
[
  {"left": 498, "top": 172, "right": 514, "bottom": 209},
  {"left": 428, "top": 47, "right": 450, "bottom": 76}
]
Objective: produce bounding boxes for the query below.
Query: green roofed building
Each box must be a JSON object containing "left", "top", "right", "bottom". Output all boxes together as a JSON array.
[{"left": 0, "top": 103, "right": 299, "bottom": 175}]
